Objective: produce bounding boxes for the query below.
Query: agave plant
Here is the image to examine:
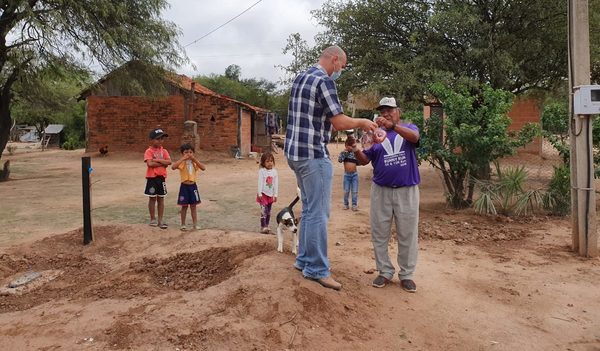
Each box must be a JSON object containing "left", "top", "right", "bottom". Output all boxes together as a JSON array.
[{"left": 474, "top": 162, "right": 544, "bottom": 216}]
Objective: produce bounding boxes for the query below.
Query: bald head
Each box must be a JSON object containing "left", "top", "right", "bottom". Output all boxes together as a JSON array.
[
  {"left": 318, "top": 45, "right": 347, "bottom": 77},
  {"left": 320, "top": 45, "right": 346, "bottom": 60}
]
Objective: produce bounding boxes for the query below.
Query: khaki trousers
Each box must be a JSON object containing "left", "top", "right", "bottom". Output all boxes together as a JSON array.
[{"left": 370, "top": 183, "right": 419, "bottom": 280}]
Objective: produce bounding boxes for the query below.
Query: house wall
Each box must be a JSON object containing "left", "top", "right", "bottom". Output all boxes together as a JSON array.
[
  {"left": 191, "top": 95, "right": 242, "bottom": 153},
  {"left": 86, "top": 93, "right": 256, "bottom": 156},
  {"left": 507, "top": 98, "right": 541, "bottom": 154},
  {"left": 86, "top": 95, "right": 185, "bottom": 153}
]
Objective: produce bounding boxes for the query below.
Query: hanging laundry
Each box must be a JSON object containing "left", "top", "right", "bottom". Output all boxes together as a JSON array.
[{"left": 264, "top": 113, "right": 279, "bottom": 135}]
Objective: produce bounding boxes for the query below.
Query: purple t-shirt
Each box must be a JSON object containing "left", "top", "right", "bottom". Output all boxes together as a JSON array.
[{"left": 363, "top": 124, "right": 421, "bottom": 187}]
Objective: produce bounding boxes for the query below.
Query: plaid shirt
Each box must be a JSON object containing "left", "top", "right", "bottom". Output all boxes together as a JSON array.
[{"left": 284, "top": 64, "right": 343, "bottom": 161}]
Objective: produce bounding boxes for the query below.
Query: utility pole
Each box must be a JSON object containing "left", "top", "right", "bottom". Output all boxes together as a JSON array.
[{"left": 568, "top": 0, "right": 597, "bottom": 257}]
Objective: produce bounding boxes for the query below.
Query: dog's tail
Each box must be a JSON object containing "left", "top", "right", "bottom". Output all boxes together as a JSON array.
[{"left": 288, "top": 195, "right": 300, "bottom": 209}]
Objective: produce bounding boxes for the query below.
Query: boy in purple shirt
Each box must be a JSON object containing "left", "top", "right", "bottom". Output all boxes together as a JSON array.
[{"left": 353, "top": 97, "right": 421, "bottom": 293}]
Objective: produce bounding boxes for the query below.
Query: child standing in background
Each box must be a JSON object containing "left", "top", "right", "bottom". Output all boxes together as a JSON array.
[
  {"left": 338, "top": 135, "right": 359, "bottom": 211},
  {"left": 144, "top": 128, "right": 172, "bottom": 229},
  {"left": 171, "top": 143, "right": 206, "bottom": 231},
  {"left": 257, "top": 152, "right": 278, "bottom": 234}
]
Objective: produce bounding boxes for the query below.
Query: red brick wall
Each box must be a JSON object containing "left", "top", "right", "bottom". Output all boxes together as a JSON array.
[
  {"left": 191, "top": 95, "right": 241, "bottom": 153},
  {"left": 86, "top": 96, "right": 185, "bottom": 153},
  {"left": 86, "top": 94, "right": 253, "bottom": 155},
  {"left": 507, "top": 98, "right": 541, "bottom": 154}
]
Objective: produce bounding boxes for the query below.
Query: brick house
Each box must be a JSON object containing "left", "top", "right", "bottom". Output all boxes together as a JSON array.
[
  {"left": 423, "top": 97, "right": 541, "bottom": 154},
  {"left": 79, "top": 65, "right": 270, "bottom": 156}
]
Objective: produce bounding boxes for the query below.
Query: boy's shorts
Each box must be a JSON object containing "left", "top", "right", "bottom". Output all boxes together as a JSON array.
[
  {"left": 177, "top": 183, "right": 201, "bottom": 205},
  {"left": 145, "top": 176, "right": 167, "bottom": 197}
]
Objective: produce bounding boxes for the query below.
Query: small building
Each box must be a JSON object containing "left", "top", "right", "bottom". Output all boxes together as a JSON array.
[
  {"left": 42, "top": 124, "right": 64, "bottom": 148},
  {"left": 79, "top": 63, "right": 270, "bottom": 156}
]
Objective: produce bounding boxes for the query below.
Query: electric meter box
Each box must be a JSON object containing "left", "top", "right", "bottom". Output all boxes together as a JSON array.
[{"left": 573, "top": 85, "right": 600, "bottom": 115}]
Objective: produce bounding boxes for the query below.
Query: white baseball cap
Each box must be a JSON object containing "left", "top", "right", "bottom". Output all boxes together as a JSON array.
[{"left": 376, "top": 97, "right": 397, "bottom": 110}]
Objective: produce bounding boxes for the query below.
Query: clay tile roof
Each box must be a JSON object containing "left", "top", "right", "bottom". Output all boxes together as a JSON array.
[
  {"left": 165, "top": 74, "right": 218, "bottom": 96},
  {"left": 79, "top": 61, "right": 269, "bottom": 113},
  {"left": 164, "top": 74, "right": 268, "bottom": 113}
]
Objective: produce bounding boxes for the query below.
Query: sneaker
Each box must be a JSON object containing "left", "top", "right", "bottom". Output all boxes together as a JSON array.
[
  {"left": 260, "top": 227, "right": 270, "bottom": 234},
  {"left": 352, "top": 206, "right": 358, "bottom": 211},
  {"left": 401, "top": 279, "right": 417, "bottom": 293},
  {"left": 194, "top": 224, "right": 201, "bottom": 230},
  {"left": 343, "top": 205, "right": 349, "bottom": 210},
  {"left": 305, "top": 276, "right": 342, "bottom": 291},
  {"left": 180, "top": 225, "right": 187, "bottom": 231},
  {"left": 159, "top": 223, "right": 168, "bottom": 229},
  {"left": 149, "top": 219, "right": 158, "bottom": 227},
  {"left": 372, "top": 275, "right": 390, "bottom": 288}
]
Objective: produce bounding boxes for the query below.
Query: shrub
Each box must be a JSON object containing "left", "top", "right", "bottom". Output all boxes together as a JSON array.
[
  {"left": 543, "top": 164, "right": 571, "bottom": 216},
  {"left": 474, "top": 163, "right": 544, "bottom": 216},
  {"left": 62, "top": 136, "right": 83, "bottom": 150}
]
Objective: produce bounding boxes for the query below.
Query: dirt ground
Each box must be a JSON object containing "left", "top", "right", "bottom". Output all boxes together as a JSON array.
[{"left": 0, "top": 143, "right": 599, "bottom": 351}]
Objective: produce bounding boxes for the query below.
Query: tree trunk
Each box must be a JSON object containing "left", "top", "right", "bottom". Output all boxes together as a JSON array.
[
  {"left": 0, "top": 90, "right": 12, "bottom": 164},
  {"left": 467, "top": 178, "right": 476, "bottom": 204}
]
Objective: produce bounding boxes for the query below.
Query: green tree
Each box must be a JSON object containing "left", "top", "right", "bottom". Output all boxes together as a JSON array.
[
  {"left": 0, "top": 0, "right": 184, "bottom": 167},
  {"left": 195, "top": 69, "right": 288, "bottom": 116},
  {"left": 225, "top": 64, "right": 242, "bottom": 81},
  {"left": 11, "top": 65, "right": 91, "bottom": 144},
  {"left": 311, "top": 0, "right": 430, "bottom": 106},
  {"left": 278, "top": 33, "right": 319, "bottom": 85},
  {"left": 426, "top": 0, "right": 567, "bottom": 93},
  {"left": 414, "top": 83, "right": 538, "bottom": 208},
  {"left": 306, "top": 0, "right": 570, "bottom": 103}
]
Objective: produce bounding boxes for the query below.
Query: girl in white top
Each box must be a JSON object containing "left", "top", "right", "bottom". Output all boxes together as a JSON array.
[{"left": 256, "top": 152, "right": 278, "bottom": 234}]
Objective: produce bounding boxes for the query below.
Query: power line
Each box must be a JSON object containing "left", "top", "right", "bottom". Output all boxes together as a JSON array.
[
  {"left": 190, "top": 53, "right": 285, "bottom": 58},
  {"left": 184, "top": 0, "right": 263, "bottom": 48}
]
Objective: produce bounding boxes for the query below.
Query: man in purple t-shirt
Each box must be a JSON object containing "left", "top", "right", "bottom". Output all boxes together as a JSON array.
[{"left": 353, "top": 97, "right": 421, "bottom": 293}]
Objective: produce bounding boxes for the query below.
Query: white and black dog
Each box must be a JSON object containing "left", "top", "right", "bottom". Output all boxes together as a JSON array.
[{"left": 276, "top": 193, "right": 301, "bottom": 254}]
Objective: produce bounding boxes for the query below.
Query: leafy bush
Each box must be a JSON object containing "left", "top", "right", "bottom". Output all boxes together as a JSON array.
[
  {"left": 541, "top": 101, "right": 570, "bottom": 163},
  {"left": 541, "top": 99, "right": 600, "bottom": 176},
  {"left": 62, "top": 136, "right": 83, "bottom": 150},
  {"left": 417, "top": 83, "right": 539, "bottom": 209},
  {"left": 543, "top": 164, "right": 571, "bottom": 216},
  {"left": 541, "top": 101, "right": 568, "bottom": 135}
]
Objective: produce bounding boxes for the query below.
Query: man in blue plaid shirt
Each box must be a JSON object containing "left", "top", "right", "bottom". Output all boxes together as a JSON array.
[{"left": 285, "top": 45, "right": 377, "bottom": 291}]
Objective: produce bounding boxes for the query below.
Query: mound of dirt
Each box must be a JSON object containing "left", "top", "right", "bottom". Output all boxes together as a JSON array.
[
  {"left": 0, "top": 226, "right": 275, "bottom": 312},
  {"left": 131, "top": 242, "right": 272, "bottom": 291}
]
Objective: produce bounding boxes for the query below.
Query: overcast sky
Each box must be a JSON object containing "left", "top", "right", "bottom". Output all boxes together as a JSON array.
[{"left": 163, "top": 0, "right": 327, "bottom": 83}]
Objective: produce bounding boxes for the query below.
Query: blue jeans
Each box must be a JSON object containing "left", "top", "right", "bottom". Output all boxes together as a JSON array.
[
  {"left": 287, "top": 157, "right": 333, "bottom": 279},
  {"left": 343, "top": 171, "right": 358, "bottom": 207}
]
